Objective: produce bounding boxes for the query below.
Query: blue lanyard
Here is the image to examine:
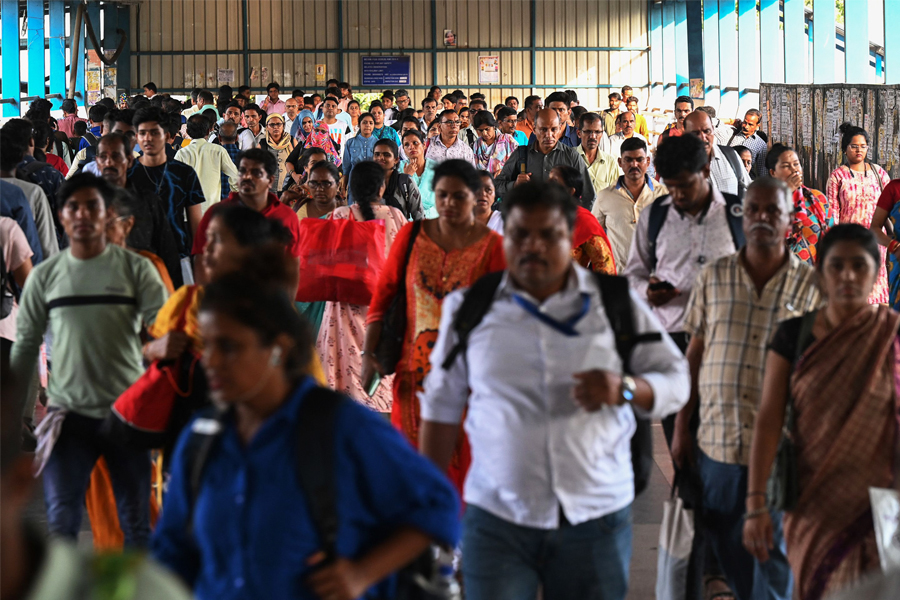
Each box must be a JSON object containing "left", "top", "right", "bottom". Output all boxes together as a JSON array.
[{"left": 512, "top": 293, "right": 591, "bottom": 337}]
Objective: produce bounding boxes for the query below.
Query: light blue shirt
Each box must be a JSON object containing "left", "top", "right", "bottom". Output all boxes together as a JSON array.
[{"left": 399, "top": 158, "right": 438, "bottom": 218}]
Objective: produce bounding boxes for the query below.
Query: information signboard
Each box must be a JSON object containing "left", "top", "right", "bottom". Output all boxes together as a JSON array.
[{"left": 361, "top": 56, "right": 411, "bottom": 87}]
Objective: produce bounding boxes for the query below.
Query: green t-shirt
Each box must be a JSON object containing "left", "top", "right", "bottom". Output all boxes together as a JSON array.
[{"left": 11, "top": 245, "right": 167, "bottom": 419}]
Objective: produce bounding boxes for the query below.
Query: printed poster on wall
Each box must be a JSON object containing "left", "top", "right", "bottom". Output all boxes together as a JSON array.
[
  {"left": 217, "top": 69, "right": 235, "bottom": 83},
  {"left": 690, "top": 78, "right": 704, "bottom": 99},
  {"left": 316, "top": 64, "right": 326, "bottom": 84},
  {"left": 478, "top": 56, "right": 500, "bottom": 85}
]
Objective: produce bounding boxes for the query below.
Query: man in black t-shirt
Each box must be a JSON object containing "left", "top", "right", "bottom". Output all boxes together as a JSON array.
[{"left": 128, "top": 107, "right": 205, "bottom": 284}]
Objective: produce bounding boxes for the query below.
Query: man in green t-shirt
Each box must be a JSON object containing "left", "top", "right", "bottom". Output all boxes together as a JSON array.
[{"left": 11, "top": 174, "right": 167, "bottom": 547}]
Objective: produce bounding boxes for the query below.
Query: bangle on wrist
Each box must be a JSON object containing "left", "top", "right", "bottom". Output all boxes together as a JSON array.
[
  {"left": 744, "top": 507, "right": 768, "bottom": 520},
  {"left": 889, "top": 240, "right": 899, "bottom": 253}
]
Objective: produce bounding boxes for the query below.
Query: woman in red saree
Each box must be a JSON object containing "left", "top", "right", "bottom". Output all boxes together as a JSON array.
[
  {"left": 549, "top": 165, "right": 616, "bottom": 274},
  {"left": 744, "top": 224, "right": 898, "bottom": 600},
  {"left": 362, "top": 160, "right": 506, "bottom": 494}
]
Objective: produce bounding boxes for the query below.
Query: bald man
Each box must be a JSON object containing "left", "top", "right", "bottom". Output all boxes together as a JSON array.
[
  {"left": 683, "top": 110, "right": 750, "bottom": 198},
  {"left": 495, "top": 108, "right": 596, "bottom": 208}
]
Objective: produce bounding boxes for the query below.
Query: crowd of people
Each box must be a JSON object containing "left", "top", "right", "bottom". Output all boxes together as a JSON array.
[{"left": 1, "top": 75, "right": 899, "bottom": 600}]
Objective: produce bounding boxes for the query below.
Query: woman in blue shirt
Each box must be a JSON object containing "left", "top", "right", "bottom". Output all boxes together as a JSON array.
[
  {"left": 151, "top": 269, "right": 460, "bottom": 600},
  {"left": 343, "top": 113, "right": 378, "bottom": 183}
]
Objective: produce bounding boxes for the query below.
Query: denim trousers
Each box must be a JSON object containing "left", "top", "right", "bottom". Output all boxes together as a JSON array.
[
  {"left": 696, "top": 450, "right": 793, "bottom": 600},
  {"left": 42, "top": 411, "right": 152, "bottom": 547},
  {"left": 462, "top": 503, "right": 633, "bottom": 600}
]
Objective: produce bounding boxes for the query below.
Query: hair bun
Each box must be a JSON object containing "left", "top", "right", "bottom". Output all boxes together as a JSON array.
[{"left": 838, "top": 122, "right": 853, "bottom": 135}]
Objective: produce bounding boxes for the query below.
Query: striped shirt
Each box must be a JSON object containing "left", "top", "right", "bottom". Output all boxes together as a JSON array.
[
  {"left": 727, "top": 132, "right": 768, "bottom": 180},
  {"left": 683, "top": 252, "right": 821, "bottom": 465}
]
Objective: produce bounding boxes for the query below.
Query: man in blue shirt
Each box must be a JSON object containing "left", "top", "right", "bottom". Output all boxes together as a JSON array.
[
  {"left": 77, "top": 104, "right": 108, "bottom": 152},
  {"left": 0, "top": 180, "right": 43, "bottom": 265}
]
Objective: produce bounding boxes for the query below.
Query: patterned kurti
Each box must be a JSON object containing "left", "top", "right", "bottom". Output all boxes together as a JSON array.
[
  {"left": 789, "top": 187, "right": 834, "bottom": 265},
  {"left": 826, "top": 164, "right": 891, "bottom": 303},
  {"left": 473, "top": 133, "right": 519, "bottom": 175},
  {"left": 316, "top": 204, "right": 408, "bottom": 411},
  {"left": 367, "top": 224, "right": 506, "bottom": 494}
]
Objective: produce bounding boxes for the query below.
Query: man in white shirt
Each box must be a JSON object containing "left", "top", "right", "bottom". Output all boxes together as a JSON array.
[
  {"left": 592, "top": 137, "right": 668, "bottom": 273},
  {"left": 608, "top": 112, "right": 648, "bottom": 165},
  {"left": 420, "top": 181, "right": 690, "bottom": 600},
  {"left": 174, "top": 115, "right": 238, "bottom": 212},
  {"left": 282, "top": 97, "right": 300, "bottom": 136},
  {"left": 237, "top": 104, "right": 265, "bottom": 150},
  {"left": 684, "top": 111, "right": 750, "bottom": 199}
]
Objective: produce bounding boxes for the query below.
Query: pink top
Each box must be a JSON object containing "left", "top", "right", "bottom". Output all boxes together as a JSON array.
[
  {"left": 826, "top": 163, "right": 891, "bottom": 303},
  {"left": 0, "top": 217, "right": 34, "bottom": 342}
]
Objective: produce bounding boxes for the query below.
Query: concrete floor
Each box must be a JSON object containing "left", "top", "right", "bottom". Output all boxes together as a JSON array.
[{"left": 24, "top": 423, "right": 677, "bottom": 598}]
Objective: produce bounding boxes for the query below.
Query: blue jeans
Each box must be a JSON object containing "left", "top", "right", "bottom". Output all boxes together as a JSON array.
[
  {"left": 696, "top": 451, "right": 793, "bottom": 600},
  {"left": 462, "top": 504, "right": 632, "bottom": 600},
  {"left": 42, "top": 411, "right": 151, "bottom": 547}
]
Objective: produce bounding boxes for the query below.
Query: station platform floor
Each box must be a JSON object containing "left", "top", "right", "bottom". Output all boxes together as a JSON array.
[{"left": 24, "top": 423, "right": 675, "bottom": 598}]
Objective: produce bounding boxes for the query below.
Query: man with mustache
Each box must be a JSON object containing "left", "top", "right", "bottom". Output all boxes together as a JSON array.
[
  {"left": 189, "top": 148, "right": 301, "bottom": 297},
  {"left": 672, "top": 177, "right": 820, "bottom": 600},
  {"left": 726, "top": 109, "right": 768, "bottom": 178},
  {"left": 684, "top": 110, "right": 750, "bottom": 200},
  {"left": 591, "top": 137, "right": 668, "bottom": 274},
  {"left": 96, "top": 132, "right": 182, "bottom": 288},
  {"left": 419, "top": 180, "right": 689, "bottom": 600}
]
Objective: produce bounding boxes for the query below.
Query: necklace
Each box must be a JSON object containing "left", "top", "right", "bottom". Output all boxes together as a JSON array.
[{"left": 140, "top": 161, "right": 168, "bottom": 196}]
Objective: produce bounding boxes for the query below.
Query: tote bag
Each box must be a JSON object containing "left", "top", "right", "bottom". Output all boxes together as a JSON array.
[{"left": 296, "top": 217, "right": 386, "bottom": 305}]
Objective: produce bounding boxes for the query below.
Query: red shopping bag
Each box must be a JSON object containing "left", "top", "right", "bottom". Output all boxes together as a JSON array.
[{"left": 296, "top": 217, "right": 386, "bottom": 305}]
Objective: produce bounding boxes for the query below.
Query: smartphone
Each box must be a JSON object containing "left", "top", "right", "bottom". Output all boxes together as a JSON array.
[
  {"left": 366, "top": 372, "right": 382, "bottom": 397},
  {"left": 648, "top": 281, "right": 675, "bottom": 292}
]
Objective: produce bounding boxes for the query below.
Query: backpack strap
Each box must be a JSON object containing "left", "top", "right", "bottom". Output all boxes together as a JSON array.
[
  {"left": 784, "top": 310, "right": 818, "bottom": 435},
  {"left": 646, "top": 195, "right": 671, "bottom": 272},
  {"left": 718, "top": 144, "right": 747, "bottom": 200},
  {"left": 82, "top": 130, "right": 99, "bottom": 147},
  {"left": 293, "top": 386, "right": 346, "bottom": 562},
  {"left": 594, "top": 274, "right": 662, "bottom": 374},
  {"left": 184, "top": 406, "right": 231, "bottom": 536},
  {"left": 721, "top": 192, "right": 746, "bottom": 251},
  {"left": 18, "top": 160, "right": 48, "bottom": 180},
  {"left": 441, "top": 271, "right": 505, "bottom": 370}
]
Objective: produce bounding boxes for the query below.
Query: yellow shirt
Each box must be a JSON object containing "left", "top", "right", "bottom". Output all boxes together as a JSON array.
[
  {"left": 149, "top": 285, "right": 327, "bottom": 385},
  {"left": 576, "top": 146, "right": 620, "bottom": 198},
  {"left": 174, "top": 139, "right": 239, "bottom": 212}
]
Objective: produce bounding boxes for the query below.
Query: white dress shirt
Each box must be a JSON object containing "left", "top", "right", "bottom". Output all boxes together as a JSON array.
[
  {"left": 709, "top": 144, "right": 751, "bottom": 197},
  {"left": 421, "top": 266, "right": 690, "bottom": 529},
  {"left": 624, "top": 189, "right": 737, "bottom": 332},
  {"left": 607, "top": 132, "right": 648, "bottom": 162}
]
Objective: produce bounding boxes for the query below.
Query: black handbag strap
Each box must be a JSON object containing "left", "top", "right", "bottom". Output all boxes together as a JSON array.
[
  {"left": 785, "top": 310, "right": 818, "bottom": 433},
  {"left": 394, "top": 220, "right": 422, "bottom": 304}
]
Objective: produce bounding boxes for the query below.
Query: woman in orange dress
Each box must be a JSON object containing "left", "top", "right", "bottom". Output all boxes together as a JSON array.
[{"left": 362, "top": 160, "right": 506, "bottom": 494}]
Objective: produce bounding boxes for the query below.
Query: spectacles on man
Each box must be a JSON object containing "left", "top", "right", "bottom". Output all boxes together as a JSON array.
[{"left": 441, "top": 120, "right": 461, "bottom": 127}]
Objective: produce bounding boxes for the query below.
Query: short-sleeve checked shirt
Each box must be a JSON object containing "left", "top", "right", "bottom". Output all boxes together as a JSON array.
[
  {"left": 683, "top": 251, "right": 821, "bottom": 465},
  {"left": 727, "top": 132, "right": 768, "bottom": 180}
]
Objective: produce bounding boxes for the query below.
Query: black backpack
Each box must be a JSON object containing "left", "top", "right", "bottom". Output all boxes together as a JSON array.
[
  {"left": 184, "top": 387, "right": 451, "bottom": 599},
  {"left": 0, "top": 252, "right": 14, "bottom": 320},
  {"left": 441, "top": 271, "right": 663, "bottom": 496},
  {"left": 645, "top": 191, "right": 745, "bottom": 272}
]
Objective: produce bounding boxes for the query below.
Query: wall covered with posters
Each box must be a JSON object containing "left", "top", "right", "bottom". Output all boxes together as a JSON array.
[{"left": 758, "top": 83, "right": 900, "bottom": 191}]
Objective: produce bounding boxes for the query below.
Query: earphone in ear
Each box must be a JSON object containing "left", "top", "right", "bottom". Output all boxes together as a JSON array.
[{"left": 269, "top": 346, "right": 283, "bottom": 367}]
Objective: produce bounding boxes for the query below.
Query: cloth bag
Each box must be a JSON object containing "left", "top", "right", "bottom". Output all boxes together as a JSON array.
[
  {"left": 295, "top": 217, "right": 386, "bottom": 305},
  {"left": 104, "top": 287, "right": 200, "bottom": 449},
  {"left": 871, "top": 487, "right": 900, "bottom": 572},
  {"left": 656, "top": 489, "right": 695, "bottom": 600}
]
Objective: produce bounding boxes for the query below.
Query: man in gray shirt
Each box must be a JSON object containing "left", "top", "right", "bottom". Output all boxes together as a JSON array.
[{"left": 495, "top": 109, "right": 596, "bottom": 208}]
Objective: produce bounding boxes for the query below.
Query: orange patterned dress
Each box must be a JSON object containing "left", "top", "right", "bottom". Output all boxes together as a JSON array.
[{"left": 368, "top": 223, "right": 506, "bottom": 494}]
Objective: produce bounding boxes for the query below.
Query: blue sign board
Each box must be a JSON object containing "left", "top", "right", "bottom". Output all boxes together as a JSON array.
[{"left": 361, "top": 56, "right": 411, "bottom": 87}]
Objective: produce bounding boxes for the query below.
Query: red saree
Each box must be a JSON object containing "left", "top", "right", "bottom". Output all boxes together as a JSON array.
[
  {"left": 785, "top": 305, "right": 900, "bottom": 600},
  {"left": 368, "top": 223, "right": 506, "bottom": 494}
]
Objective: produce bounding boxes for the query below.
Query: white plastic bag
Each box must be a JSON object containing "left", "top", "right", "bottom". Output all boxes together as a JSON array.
[
  {"left": 869, "top": 487, "right": 900, "bottom": 572},
  {"left": 656, "top": 496, "right": 695, "bottom": 600}
]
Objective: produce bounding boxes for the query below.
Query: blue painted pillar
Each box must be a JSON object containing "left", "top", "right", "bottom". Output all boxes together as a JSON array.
[
  {"left": 737, "top": 0, "right": 759, "bottom": 109},
  {"left": 759, "top": 0, "right": 783, "bottom": 84},
  {"left": 1, "top": 0, "right": 20, "bottom": 116},
  {"left": 703, "top": 0, "right": 720, "bottom": 108},
  {"left": 674, "top": 1, "right": 689, "bottom": 97},
  {"left": 718, "top": 0, "right": 738, "bottom": 116},
  {"left": 686, "top": 0, "right": 704, "bottom": 82},
  {"left": 649, "top": 2, "right": 664, "bottom": 105},
  {"left": 48, "top": 0, "right": 66, "bottom": 109},
  {"left": 844, "top": 0, "right": 867, "bottom": 83},
  {"left": 783, "top": 0, "right": 805, "bottom": 83},
  {"left": 662, "top": 2, "right": 676, "bottom": 105},
  {"left": 117, "top": 6, "right": 131, "bottom": 95},
  {"left": 888, "top": 0, "right": 900, "bottom": 84},
  {"left": 812, "top": 0, "right": 836, "bottom": 83},
  {"left": 26, "top": 0, "right": 45, "bottom": 100}
]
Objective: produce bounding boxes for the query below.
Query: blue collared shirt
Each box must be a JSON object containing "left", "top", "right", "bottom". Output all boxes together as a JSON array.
[
  {"left": 152, "top": 377, "right": 460, "bottom": 600},
  {"left": 0, "top": 181, "right": 43, "bottom": 264},
  {"left": 614, "top": 174, "right": 655, "bottom": 195}
]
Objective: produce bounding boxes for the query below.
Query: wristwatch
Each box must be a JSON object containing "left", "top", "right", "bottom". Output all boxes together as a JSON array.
[{"left": 620, "top": 375, "right": 637, "bottom": 404}]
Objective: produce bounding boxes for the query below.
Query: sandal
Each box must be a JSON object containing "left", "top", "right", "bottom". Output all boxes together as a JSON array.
[{"left": 704, "top": 576, "right": 736, "bottom": 600}]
